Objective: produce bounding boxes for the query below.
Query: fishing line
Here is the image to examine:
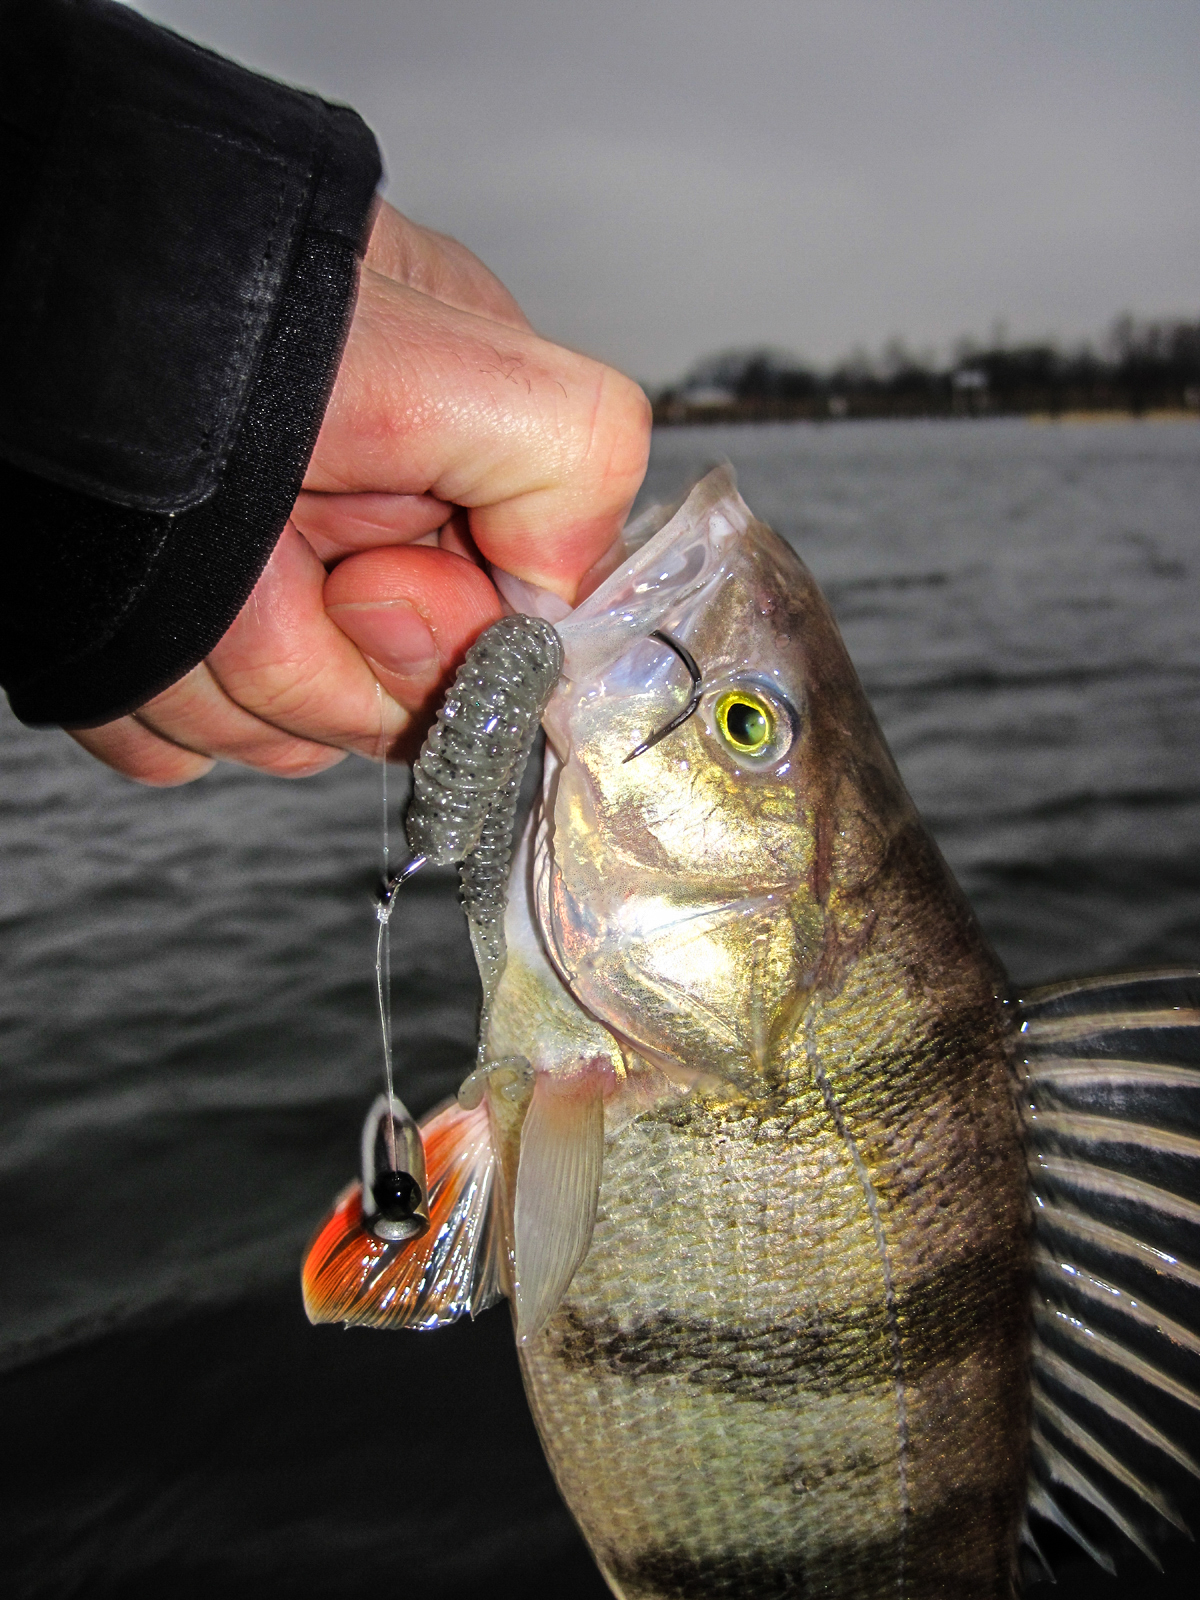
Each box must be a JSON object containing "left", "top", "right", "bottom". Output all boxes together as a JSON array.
[{"left": 374, "top": 682, "right": 398, "bottom": 1173}]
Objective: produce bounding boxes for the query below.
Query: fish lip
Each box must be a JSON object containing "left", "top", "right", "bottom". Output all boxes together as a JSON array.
[
  {"left": 548, "top": 465, "right": 747, "bottom": 692},
  {"left": 539, "top": 467, "right": 750, "bottom": 766}
]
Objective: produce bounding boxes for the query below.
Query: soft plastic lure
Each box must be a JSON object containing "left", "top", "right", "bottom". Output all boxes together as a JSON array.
[
  {"left": 404, "top": 614, "right": 564, "bottom": 1017},
  {"left": 361, "top": 614, "right": 564, "bottom": 1244}
]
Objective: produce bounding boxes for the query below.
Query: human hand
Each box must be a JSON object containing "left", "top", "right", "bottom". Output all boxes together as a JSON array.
[{"left": 70, "top": 203, "right": 651, "bottom": 784}]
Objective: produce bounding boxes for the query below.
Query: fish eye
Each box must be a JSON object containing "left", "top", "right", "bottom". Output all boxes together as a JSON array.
[
  {"left": 718, "top": 693, "right": 771, "bottom": 752},
  {"left": 711, "top": 684, "right": 795, "bottom": 766}
]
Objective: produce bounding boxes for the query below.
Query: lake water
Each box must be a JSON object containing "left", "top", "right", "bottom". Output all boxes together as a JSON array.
[{"left": 4, "top": 418, "right": 1199, "bottom": 1596}]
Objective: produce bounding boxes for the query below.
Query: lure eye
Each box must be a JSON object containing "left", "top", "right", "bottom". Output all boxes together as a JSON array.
[
  {"left": 372, "top": 1168, "right": 423, "bottom": 1221},
  {"left": 715, "top": 689, "right": 775, "bottom": 754}
]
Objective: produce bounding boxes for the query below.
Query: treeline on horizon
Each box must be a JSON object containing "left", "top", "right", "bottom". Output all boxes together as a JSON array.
[{"left": 652, "top": 314, "right": 1200, "bottom": 425}]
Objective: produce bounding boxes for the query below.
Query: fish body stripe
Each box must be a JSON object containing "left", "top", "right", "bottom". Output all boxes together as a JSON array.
[
  {"left": 603, "top": 1486, "right": 1020, "bottom": 1600},
  {"left": 518, "top": 987, "right": 1029, "bottom": 1600},
  {"left": 808, "top": 1012, "right": 910, "bottom": 1597},
  {"left": 544, "top": 1242, "right": 1026, "bottom": 1400}
]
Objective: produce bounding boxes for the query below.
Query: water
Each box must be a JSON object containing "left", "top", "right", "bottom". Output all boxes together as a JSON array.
[{"left": 4, "top": 418, "right": 1199, "bottom": 1596}]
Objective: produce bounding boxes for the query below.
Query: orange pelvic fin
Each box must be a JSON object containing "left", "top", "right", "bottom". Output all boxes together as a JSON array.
[{"left": 302, "top": 1099, "right": 503, "bottom": 1330}]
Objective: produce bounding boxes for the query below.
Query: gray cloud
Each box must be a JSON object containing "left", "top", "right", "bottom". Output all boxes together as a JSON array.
[{"left": 131, "top": 0, "right": 1200, "bottom": 383}]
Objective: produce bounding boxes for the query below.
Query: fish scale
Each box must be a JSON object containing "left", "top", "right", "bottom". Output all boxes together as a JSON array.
[
  {"left": 523, "top": 1101, "right": 903, "bottom": 1587},
  {"left": 518, "top": 975, "right": 1027, "bottom": 1597}
]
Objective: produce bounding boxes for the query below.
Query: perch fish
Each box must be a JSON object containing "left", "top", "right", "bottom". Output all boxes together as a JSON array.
[{"left": 304, "top": 468, "right": 1200, "bottom": 1598}]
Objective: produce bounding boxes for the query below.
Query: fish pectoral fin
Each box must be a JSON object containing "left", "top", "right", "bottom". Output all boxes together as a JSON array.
[
  {"left": 302, "top": 1099, "right": 503, "bottom": 1330},
  {"left": 1018, "top": 967, "right": 1200, "bottom": 1574},
  {"left": 513, "top": 1069, "right": 606, "bottom": 1344}
]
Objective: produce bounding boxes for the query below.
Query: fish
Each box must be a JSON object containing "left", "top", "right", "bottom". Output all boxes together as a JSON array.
[{"left": 303, "top": 466, "right": 1200, "bottom": 1598}]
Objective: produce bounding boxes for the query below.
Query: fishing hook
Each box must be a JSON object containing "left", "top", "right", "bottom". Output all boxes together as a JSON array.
[
  {"left": 375, "top": 852, "right": 428, "bottom": 910},
  {"left": 624, "top": 630, "right": 704, "bottom": 763}
]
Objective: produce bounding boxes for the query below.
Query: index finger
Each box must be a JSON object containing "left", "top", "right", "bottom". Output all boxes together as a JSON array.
[{"left": 305, "top": 268, "right": 651, "bottom": 603}]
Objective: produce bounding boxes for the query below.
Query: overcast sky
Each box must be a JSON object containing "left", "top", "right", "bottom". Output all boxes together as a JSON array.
[{"left": 130, "top": 0, "right": 1199, "bottom": 385}]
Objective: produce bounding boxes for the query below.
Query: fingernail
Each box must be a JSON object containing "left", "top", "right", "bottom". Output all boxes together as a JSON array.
[{"left": 331, "top": 600, "right": 439, "bottom": 675}]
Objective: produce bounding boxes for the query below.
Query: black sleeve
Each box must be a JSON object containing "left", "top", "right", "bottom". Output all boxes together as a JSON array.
[{"left": 0, "top": 0, "right": 382, "bottom": 728}]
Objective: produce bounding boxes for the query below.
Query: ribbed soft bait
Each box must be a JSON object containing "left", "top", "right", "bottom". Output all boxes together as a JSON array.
[{"left": 405, "top": 614, "right": 564, "bottom": 1016}]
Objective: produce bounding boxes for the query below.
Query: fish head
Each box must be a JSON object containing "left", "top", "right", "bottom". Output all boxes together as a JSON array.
[{"left": 537, "top": 466, "right": 921, "bottom": 1095}]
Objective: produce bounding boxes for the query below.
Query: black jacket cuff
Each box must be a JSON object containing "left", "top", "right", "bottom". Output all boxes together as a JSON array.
[{"left": 0, "top": 0, "right": 383, "bottom": 727}]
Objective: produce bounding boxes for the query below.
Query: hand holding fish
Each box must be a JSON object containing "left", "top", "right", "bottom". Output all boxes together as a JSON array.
[{"left": 68, "top": 203, "right": 651, "bottom": 786}]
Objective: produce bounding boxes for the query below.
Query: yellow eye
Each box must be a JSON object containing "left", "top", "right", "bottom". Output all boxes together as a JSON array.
[{"left": 715, "top": 689, "right": 775, "bottom": 756}]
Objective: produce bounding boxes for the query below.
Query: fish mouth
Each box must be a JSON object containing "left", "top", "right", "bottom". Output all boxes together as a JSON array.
[
  {"left": 545, "top": 465, "right": 749, "bottom": 735},
  {"left": 527, "top": 465, "right": 800, "bottom": 1084},
  {"left": 528, "top": 475, "right": 745, "bottom": 980}
]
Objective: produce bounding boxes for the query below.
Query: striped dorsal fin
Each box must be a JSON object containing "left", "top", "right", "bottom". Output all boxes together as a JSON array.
[{"left": 1016, "top": 968, "right": 1200, "bottom": 1580}]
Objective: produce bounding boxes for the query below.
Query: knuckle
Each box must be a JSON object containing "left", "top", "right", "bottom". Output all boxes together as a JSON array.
[
  {"left": 68, "top": 724, "right": 212, "bottom": 787},
  {"left": 215, "top": 651, "right": 389, "bottom": 758},
  {"left": 248, "top": 745, "right": 347, "bottom": 779},
  {"left": 216, "top": 648, "right": 326, "bottom": 725},
  {"left": 131, "top": 753, "right": 214, "bottom": 788},
  {"left": 609, "top": 375, "right": 654, "bottom": 469},
  {"left": 576, "top": 364, "right": 652, "bottom": 492}
]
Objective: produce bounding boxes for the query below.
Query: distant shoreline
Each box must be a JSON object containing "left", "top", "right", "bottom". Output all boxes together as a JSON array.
[
  {"left": 653, "top": 320, "right": 1200, "bottom": 429},
  {"left": 652, "top": 403, "right": 1200, "bottom": 428},
  {"left": 1027, "top": 408, "right": 1198, "bottom": 425}
]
